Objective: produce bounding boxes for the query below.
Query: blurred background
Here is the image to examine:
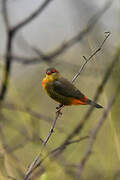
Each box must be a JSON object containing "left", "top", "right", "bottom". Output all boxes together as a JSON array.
[{"left": 0, "top": 0, "right": 120, "bottom": 180}]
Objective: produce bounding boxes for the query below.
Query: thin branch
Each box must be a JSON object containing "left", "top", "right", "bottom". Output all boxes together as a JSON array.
[
  {"left": 23, "top": 106, "right": 64, "bottom": 180},
  {"left": 42, "top": 107, "right": 64, "bottom": 147},
  {"left": 76, "top": 90, "right": 119, "bottom": 180},
  {"left": 72, "top": 32, "right": 110, "bottom": 83},
  {"left": 5, "top": 139, "right": 29, "bottom": 154}
]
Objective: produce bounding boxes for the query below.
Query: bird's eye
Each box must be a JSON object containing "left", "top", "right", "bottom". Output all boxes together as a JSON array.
[
  {"left": 46, "top": 68, "right": 58, "bottom": 75},
  {"left": 46, "top": 70, "right": 52, "bottom": 75}
]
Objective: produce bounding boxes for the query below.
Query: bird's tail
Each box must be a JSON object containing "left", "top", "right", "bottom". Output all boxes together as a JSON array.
[{"left": 87, "top": 99, "right": 103, "bottom": 108}]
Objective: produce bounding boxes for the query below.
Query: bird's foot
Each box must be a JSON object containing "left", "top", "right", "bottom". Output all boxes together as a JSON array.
[
  {"left": 56, "top": 104, "right": 63, "bottom": 110},
  {"left": 56, "top": 104, "right": 64, "bottom": 116}
]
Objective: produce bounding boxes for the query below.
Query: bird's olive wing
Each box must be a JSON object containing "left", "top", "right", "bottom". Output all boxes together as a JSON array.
[{"left": 53, "top": 78, "right": 84, "bottom": 99}]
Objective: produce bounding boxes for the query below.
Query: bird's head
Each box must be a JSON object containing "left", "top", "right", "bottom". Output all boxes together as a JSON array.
[{"left": 45, "top": 68, "right": 60, "bottom": 80}]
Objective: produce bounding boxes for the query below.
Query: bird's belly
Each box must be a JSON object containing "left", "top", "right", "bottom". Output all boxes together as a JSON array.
[{"left": 46, "top": 86, "right": 71, "bottom": 105}]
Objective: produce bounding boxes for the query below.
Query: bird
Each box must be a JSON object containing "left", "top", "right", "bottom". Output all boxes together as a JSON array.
[{"left": 42, "top": 67, "right": 103, "bottom": 109}]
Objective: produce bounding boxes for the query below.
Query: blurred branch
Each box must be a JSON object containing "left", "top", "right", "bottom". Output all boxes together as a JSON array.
[
  {"left": 2, "top": 0, "right": 9, "bottom": 31},
  {"left": 48, "top": 136, "right": 89, "bottom": 157},
  {"left": 0, "top": 0, "right": 54, "bottom": 101},
  {"left": 2, "top": 102, "right": 52, "bottom": 123},
  {"left": 2, "top": 102, "right": 64, "bottom": 133},
  {"left": 11, "top": 0, "right": 54, "bottom": 35},
  {"left": 0, "top": 0, "right": 13, "bottom": 101},
  {"left": 5, "top": 139, "right": 29, "bottom": 155},
  {"left": 3, "top": 0, "right": 112, "bottom": 65},
  {"left": 65, "top": 136, "right": 89, "bottom": 146},
  {"left": 76, "top": 86, "right": 120, "bottom": 180},
  {"left": 7, "top": 176, "right": 17, "bottom": 180},
  {"left": 24, "top": 135, "right": 89, "bottom": 179},
  {"left": 2, "top": 54, "right": 43, "bottom": 64}
]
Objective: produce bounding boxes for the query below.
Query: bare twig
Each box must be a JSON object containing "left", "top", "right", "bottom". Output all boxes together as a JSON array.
[
  {"left": 42, "top": 106, "right": 64, "bottom": 147},
  {"left": 23, "top": 106, "right": 64, "bottom": 180},
  {"left": 72, "top": 32, "right": 110, "bottom": 83},
  {"left": 76, "top": 88, "right": 119, "bottom": 180}
]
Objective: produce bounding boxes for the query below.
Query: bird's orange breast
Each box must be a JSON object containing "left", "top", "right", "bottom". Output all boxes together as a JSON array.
[{"left": 42, "top": 78, "right": 47, "bottom": 89}]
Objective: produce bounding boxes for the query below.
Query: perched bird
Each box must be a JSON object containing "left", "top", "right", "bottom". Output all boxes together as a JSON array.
[{"left": 42, "top": 68, "right": 103, "bottom": 108}]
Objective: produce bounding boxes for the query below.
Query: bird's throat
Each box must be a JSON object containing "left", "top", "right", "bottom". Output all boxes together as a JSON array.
[{"left": 41, "top": 78, "right": 47, "bottom": 89}]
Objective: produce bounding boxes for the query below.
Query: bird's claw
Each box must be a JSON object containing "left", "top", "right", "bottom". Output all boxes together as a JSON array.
[
  {"left": 56, "top": 104, "right": 63, "bottom": 110},
  {"left": 56, "top": 104, "right": 64, "bottom": 117}
]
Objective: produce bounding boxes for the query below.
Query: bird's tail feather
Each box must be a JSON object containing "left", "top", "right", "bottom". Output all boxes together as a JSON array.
[{"left": 87, "top": 99, "right": 103, "bottom": 108}]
